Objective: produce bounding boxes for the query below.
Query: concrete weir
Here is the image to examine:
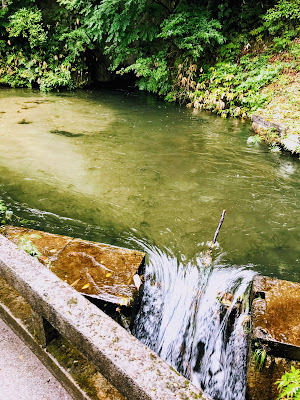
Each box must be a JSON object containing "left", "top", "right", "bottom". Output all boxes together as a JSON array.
[
  {"left": 247, "top": 276, "right": 300, "bottom": 400},
  {"left": 0, "top": 233, "right": 206, "bottom": 400}
]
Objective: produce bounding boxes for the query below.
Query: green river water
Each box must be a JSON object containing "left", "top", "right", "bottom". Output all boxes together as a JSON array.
[{"left": 0, "top": 88, "right": 299, "bottom": 399}]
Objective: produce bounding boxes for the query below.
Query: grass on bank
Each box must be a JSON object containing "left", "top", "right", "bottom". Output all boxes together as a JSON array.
[
  {"left": 176, "top": 38, "right": 300, "bottom": 155},
  {"left": 254, "top": 40, "right": 300, "bottom": 154}
]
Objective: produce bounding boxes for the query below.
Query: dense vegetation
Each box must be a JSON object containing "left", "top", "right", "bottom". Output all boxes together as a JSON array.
[{"left": 0, "top": 0, "right": 299, "bottom": 118}]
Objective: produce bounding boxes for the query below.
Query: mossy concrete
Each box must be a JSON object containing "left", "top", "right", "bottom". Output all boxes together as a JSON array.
[
  {"left": 0, "top": 276, "right": 125, "bottom": 400},
  {"left": 251, "top": 275, "right": 300, "bottom": 353},
  {"left": 2, "top": 225, "right": 145, "bottom": 307},
  {"left": 252, "top": 115, "right": 287, "bottom": 136},
  {"left": 246, "top": 275, "right": 300, "bottom": 400},
  {"left": 252, "top": 48, "right": 300, "bottom": 156},
  {"left": 0, "top": 233, "right": 206, "bottom": 400}
]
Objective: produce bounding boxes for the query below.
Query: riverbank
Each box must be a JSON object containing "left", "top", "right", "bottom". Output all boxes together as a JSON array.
[
  {"left": 182, "top": 38, "right": 300, "bottom": 156},
  {"left": 248, "top": 40, "right": 300, "bottom": 155},
  {"left": 0, "top": 1, "right": 299, "bottom": 158}
]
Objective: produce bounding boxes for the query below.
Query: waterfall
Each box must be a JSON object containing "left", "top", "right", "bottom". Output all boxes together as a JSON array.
[{"left": 132, "top": 245, "right": 255, "bottom": 400}]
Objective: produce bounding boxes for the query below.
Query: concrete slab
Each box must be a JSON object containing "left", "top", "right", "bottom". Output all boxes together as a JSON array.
[
  {"left": 0, "top": 234, "right": 206, "bottom": 400},
  {"left": 246, "top": 275, "right": 300, "bottom": 400},
  {"left": 0, "top": 317, "right": 73, "bottom": 400},
  {"left": 2, "top": 226, "right": 145, "bottom": 306},
  {"left": 252, "top": 275, "right": 300, "bottom": 358}
]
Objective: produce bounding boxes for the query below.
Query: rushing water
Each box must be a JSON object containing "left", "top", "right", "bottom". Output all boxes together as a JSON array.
[{"left": 0, "top": 88, "right": 299, "bottom": 399}]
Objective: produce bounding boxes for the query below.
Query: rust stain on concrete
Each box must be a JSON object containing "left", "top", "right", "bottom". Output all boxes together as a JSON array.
[
  {"left": 247, "top": 276, "right": 300, "bottom": 400},
  {"left": 252, "top": 275, "right": 300, "bottom": 347},
  {"left": 2, "top": 226, "right": 145, "bottom": 307}
]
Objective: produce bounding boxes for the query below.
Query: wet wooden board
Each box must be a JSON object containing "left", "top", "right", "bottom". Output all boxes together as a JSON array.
[{"left": 2, "top": 226, "right": 145, "bottom": 307}]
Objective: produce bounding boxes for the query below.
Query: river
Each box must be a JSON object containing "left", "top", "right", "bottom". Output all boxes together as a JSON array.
[{"left": 0, "top": 88, "right": 299, "bottom": 399}]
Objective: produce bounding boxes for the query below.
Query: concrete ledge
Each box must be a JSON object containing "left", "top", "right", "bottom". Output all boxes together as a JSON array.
[
  {"left": 0, "top": 275, "right": 125, "bottom": 400},
  {"left": 0, "top": 234, "right": 205, "bottom": 400},
  {"left": 0, "top": 300, "right": 90, "bottom": 400},
  {"left": 251, "top": 115, "right": 287, "bottom": 136},
  {"left": 251, "top": 275, "right": 300, "bottom": 358}
]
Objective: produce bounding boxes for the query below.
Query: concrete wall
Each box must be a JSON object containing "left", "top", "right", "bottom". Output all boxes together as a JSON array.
[{"left": 0, "top": 234, "right": 206, "bottom": 400}]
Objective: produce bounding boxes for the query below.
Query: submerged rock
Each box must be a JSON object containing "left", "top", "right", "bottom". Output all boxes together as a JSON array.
[
  {"left": 17, "top": 119, "right": 32, "bottom": 124},
  {"left": 50, "top": 129, "right": 84, "bottom": 138}
]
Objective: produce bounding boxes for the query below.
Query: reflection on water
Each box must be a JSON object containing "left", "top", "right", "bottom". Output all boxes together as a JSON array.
[{"left": 0, "top": 88, "right": 299, "bottom": 398}]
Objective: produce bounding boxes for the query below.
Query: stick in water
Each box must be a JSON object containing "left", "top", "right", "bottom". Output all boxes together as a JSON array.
[
  {"left": 210, "top": 209, "right": 226, "bottom": 249},
  {"left": 203, "top": 210, "right": 226, "bottom": 267}
]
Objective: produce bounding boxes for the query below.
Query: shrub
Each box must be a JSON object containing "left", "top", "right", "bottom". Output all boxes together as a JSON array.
[{"left": 276, "top": 366, "right": 300, "bottom": 400}]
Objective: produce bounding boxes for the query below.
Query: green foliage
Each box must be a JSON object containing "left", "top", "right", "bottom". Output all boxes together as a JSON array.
[
  {"left": 276, "top": 366, "right": 300, "bottom": 400},
  {"left": 247, "top": 134, "right": 263, "bottom": 144},
  {"left": 0, "top": 0, "right": 298, "bottom": 107},
  {"left": 0, "top": 199, "right": 32, "bottom": 225},
  {"left": 252, "top": 346, "right": 267, "bottom": 370},
  {"left": 8, "top": 7, "right": 47, "bottom": 48},
  {"left": 18, "top": 235, "right": 41, "bottom": 259},
  {"left": 183, "top": 53, "right": 283, "bottom": 117},
  {"left": 159, "top": 4, "right": 224, "bottom": 60},
  {"left": 269, "top": 144, "right": 281, "bottom": 153},
  {"left": 87, "top": 0, "right": 164, "bottom": 71},
  {"left": 121, "top": 54, "right": 171, "bottom": 95},
  {"left": 81, "top": 0, "right": 226, "bottom": 95},
  {"left": 247, "top": 127, "right": 286, "bottom": 151},
  {"left": 249, "top": 0, "right": 300, "bottom": 50},
  {"left": 0, "top": 200, "right": 13, "bottom": 224},
  {"left": 0, "top": 0, "right": 91, "bottom": 90},
  {"left": 217, "top": 34, "right": 248, "bottom": 62},
  {"left": 264, "top": 0, "right": 300, "bottom": 35}
]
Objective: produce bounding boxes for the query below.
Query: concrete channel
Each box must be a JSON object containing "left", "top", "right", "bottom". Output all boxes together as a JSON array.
[{"left": 0, "top": 228, "right": 299, "bottom": 400}]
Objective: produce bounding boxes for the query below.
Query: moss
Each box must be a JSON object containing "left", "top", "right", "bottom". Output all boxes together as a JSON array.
[
  {"left": 0, "top": 278, "right": 32, "bottom": 327},
  {"left": 67, "top": 297, "right": 78, "bottom": 306},
  {"left": 47, "top": 336, "right": 125, "bottom": 400},
  {"left": 255, "top": 51, "right": 300, "bottom": 155}
]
